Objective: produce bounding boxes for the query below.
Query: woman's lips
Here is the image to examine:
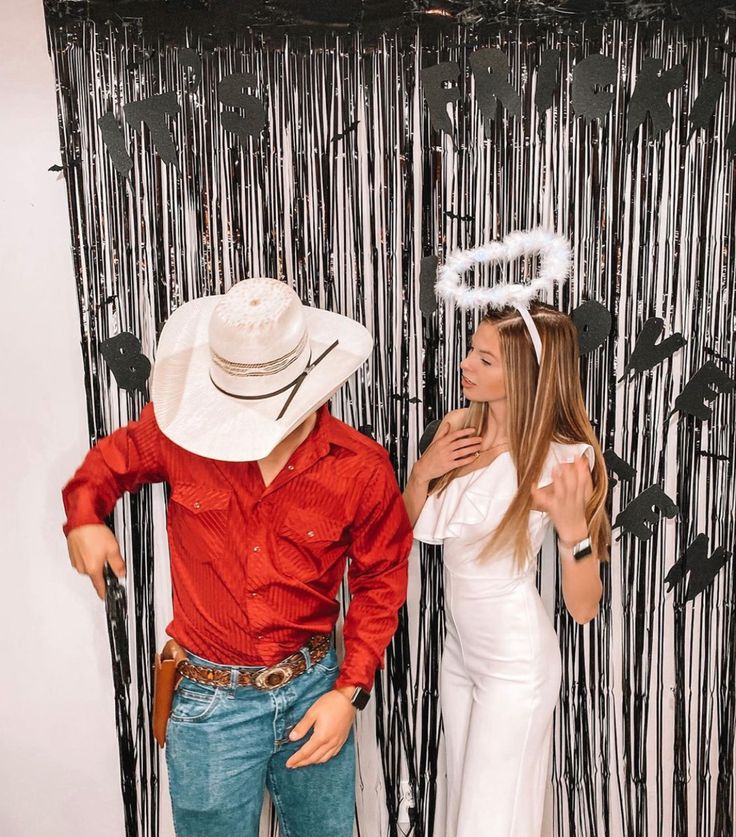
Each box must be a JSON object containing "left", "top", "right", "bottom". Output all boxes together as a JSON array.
[{"left": 461, "top": 375, "right": 475, "bottom": 387}]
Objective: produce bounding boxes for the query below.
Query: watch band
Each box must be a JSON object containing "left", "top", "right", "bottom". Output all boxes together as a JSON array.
[
  {"left": 571, "top": 536, "right": 593, "bottom": 560},
  {"left": 350, "top": 687, "right": 371, "bottom": 710}
]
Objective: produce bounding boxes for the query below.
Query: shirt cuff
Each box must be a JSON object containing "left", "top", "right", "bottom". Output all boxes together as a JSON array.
[
  {"left": 334, "top": 656, "right": 378, "bottom": 692},
  {"left": 62, "top": 512, "right": 106, "bottom": 537}
]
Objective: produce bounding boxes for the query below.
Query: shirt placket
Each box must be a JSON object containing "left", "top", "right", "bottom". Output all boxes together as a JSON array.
[{"left": 245, "top": 437, "right": 332, "bottom": 647}]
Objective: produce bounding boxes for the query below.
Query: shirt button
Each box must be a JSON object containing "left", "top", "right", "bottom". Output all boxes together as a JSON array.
[
  {"left": 193, "top": 501, "right": 201, "bottom": 509},
  {"left": 250, "top": 592, "right": 258, "bottom": 597},
  {"left": 307, "top": 530, "right": 315, "bottom": 538},
  {"left": 256, "top": 633, "right": 263, "bottom": 639},
  {"left": 253, "top": 546, "right": 261, "bottom": 552},
  {"left": 287, "top": 464, "right": 294, "bottom": 471}
]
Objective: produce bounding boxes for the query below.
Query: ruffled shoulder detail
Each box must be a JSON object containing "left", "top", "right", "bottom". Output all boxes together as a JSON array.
[
  {"left": 536, "top": 441, "right": 594, "bottom": 489},
  {"left": 413, "top": 442, "right": 595, "bottom": 545},
  {"left": 413, "top": 453, "right": 516, "bottom": 545}
]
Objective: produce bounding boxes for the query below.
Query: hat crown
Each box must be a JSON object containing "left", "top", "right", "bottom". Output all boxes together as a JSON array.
[
  {"left": 151, "top": 274, "right": 374, "bottom": 460},
  {"left": 209, "top": 278, "right": 306, "bottom": 364}
]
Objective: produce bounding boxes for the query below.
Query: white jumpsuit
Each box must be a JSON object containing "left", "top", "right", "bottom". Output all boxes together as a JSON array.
[{"left": 414, "top": 442, "right": 593, "bottom": 837}]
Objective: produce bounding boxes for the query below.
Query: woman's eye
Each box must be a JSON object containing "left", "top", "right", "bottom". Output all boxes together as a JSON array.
[{"left": 481, "top": 359, "right": 491, "bottom": 367}]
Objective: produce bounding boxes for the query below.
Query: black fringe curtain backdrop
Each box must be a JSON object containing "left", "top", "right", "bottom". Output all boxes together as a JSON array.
[{"left": 44, "top": 2, "right": 735, "bottom": 836}]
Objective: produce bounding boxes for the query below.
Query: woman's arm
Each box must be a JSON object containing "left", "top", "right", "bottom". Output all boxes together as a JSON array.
[
  {"left": 402, "top": 410, "right": 482, "bottom": 526},
  {"left": 402, "top": 471, "right": 432, "bottom": 527},
  {"left": 532, "top": 455, "right": 603, "bottom": 625},
  {"left": 557, "top": 532, "right": 603, "bottom": 625}
]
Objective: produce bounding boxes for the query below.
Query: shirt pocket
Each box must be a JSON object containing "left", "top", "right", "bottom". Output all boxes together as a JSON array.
[
  {"left": 168, "top": 483, "right": 233, "bottom": 561},
  {"left": 277, "top": 511, "right": 348, "bottom": 582}
]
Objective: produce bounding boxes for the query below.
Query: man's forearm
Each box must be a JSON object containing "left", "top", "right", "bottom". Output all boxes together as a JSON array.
[
  {"left": 62, "top": 403, "right": 165, "bottom": 534},
  {"left": 337, "top": 564, "right": 408, "bottom": 691}
]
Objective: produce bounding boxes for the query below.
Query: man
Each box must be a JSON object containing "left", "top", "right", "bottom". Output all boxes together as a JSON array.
[{"left": 63, "top": 277, "right": 413, "bottom": 837}]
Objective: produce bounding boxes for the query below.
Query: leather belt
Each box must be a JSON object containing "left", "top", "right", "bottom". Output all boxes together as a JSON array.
[{"left": 177, "top": 634, "right": 331, "bottom": 691}]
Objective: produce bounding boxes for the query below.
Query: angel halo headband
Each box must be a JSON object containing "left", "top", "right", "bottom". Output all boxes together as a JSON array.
[{"left": 434, "top": 228, "right": 572, "bottom": 364}]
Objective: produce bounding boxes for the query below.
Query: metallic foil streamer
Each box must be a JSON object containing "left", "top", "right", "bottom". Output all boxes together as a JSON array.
[{"left": 44, "top": 5, "right": 735, "bottom": 836}]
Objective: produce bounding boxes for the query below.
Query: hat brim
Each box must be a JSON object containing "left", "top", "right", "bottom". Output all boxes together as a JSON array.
[{"left": 151, "top": 297, "right": 373, "bottom": 461}]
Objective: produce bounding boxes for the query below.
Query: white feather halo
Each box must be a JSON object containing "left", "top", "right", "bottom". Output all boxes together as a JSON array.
[{"left": 435, "top": 228, "right": 572, "bottom": 310}]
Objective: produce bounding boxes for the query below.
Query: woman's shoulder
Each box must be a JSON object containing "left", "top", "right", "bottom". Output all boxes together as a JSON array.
[
  {"left": 419, "top": 408, "right": 469, "bottom": 452},
  {"left": 547, "top": 439, "right": 595, "bottom": 469},
  {"left": 534, "top": 440, "right": 594, "bottom": 490},
  {"left": 441, "top": 408, "right": 469, "bottom": 431}
]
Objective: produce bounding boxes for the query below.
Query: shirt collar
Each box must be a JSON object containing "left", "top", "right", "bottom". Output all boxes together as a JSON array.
[{"left": 310, "top": 402, "right": 365, "bottom": 457}]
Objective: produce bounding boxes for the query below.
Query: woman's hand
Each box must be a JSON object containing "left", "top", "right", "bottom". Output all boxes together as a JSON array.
[
  {"left": 531, "top": 455, "right": 593, "bottom": 545},
  {"left": 412, "top": 422, "right": 483, "bottom": 484},
  {"left": 533, "top": 454, "right": 601, "bottom": 625}
]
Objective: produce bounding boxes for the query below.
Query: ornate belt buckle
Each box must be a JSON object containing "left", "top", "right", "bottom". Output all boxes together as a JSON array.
[{"left": 254, "top": 664, "right": 293, "bottom": 690}]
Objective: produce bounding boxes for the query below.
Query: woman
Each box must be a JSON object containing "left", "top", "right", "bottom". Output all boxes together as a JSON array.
[{"left": 403, "top": 303, "right": 610, "bottom": 837}]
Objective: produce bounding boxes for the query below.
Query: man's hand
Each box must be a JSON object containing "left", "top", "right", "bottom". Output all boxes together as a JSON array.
[
  {"left": 66, "top": 524, "right": 126, "bottom": 600},
  {"left": 286, "top": 688, "right": 356, "bottom": 768}
]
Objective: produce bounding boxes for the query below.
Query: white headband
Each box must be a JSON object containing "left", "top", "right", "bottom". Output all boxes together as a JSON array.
[
  {"left": 434, "top": 228, "right": 572, "bottom": 364},
  {"left": 513, "top": 303, "right": 543, "bottom": 362}
]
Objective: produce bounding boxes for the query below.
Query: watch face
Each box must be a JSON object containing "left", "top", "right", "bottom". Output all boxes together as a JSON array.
[{"left": 352, "top": 688, "right": 371, "bottom": 710}]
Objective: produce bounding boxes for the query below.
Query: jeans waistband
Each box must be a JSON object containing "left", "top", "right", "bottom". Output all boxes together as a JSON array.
[{"left": 184, "top": 637, "right": 334, "bottom": 673}]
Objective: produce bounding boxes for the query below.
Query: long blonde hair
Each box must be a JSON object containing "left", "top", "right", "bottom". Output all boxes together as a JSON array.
[{"left": 430, "top": 303, "right": 610, "bottom": 566}]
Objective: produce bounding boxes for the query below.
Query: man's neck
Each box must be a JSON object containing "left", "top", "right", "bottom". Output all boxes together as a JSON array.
[{"left": 259, "top": 409, "right": 319, "bottom": 465}]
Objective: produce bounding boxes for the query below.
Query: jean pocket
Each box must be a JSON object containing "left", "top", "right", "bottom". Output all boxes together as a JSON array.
[
  {"left": 313, "top": 648, "right": 339, "bottom": 675},
  {"left": 170, "top": 679, "right": 222, "bottom": 723}
]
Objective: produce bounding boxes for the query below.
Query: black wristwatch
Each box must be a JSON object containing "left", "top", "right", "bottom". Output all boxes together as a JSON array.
[
  {"left": 350, "top": 687, "right": 371, "bottom": 710},
  {"left": 569, "top": 535, "right": 593, "bottom": 560}
]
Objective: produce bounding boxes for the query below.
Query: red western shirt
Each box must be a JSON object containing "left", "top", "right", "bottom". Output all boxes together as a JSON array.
[{"left": 62, "top": 402, "right": 413, "bottom": 691}]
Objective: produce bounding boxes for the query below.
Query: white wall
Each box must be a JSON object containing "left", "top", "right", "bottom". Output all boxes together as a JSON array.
[
  {"left": 0, "top": 9, "right": 391, "bottom": 834},
  {"left": 0, "top": 11, "right": 392, "bottom": 835},
  {"left": 0, "top": 3, "right": 124, "bottom": 834}
]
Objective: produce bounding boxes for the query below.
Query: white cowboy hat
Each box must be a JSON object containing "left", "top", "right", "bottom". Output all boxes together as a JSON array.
[{"left": 150, "top": 277, "right": 373, "bottom": 461}]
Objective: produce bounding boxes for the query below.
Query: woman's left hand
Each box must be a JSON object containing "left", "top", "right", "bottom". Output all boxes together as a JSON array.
[{"left": 531, "top": 455, "right": 593, "bottom": 545}]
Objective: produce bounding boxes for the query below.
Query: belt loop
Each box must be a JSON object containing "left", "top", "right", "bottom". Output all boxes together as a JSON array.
[
  {"left": 229, "top": 667, "right": 239, "bottom": 691},
  {"left": 300, "top": 645, "right": 313, "bottom": 673}
]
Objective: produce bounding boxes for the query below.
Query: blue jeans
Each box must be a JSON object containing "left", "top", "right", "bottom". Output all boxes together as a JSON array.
[{"left": 165, "top": 645, "right": 355, "bottom": 837}]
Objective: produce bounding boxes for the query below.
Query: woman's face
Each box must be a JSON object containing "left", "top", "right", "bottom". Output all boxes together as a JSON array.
[{"left": 460, "top": 321, "right": 506, "bottom": 403}]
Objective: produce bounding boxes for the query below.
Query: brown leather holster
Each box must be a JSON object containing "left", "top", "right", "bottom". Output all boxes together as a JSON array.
[{"left": 153, "top": 638, "right": 187, "bottom": 747}]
